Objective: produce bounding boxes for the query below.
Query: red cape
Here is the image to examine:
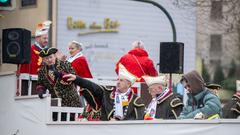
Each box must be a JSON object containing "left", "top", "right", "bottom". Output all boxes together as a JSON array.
[
  {"left": 20, "top": 44, "right": 42, "bottom": 75},
  {"left": 71, "top": 56, "right": 93, "bottom": 78},
  {"left": 115, "top": 48, "right": 158, "bottom": 82}
]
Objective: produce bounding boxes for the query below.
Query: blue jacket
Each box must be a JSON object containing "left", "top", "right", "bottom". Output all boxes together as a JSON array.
[{"left": 179, "top": 89, "right": 222, "bottom": 119}]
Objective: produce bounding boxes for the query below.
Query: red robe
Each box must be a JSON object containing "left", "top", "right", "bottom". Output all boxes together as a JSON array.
[
  {"left": 115, "top": 48, "right": 158, "bottom": 82},
  {"left": 20, "top": 44, "right": 42, "bottom": 75},
  {"left": 70, "top": 55, "right": 93, "bottom": 78}
]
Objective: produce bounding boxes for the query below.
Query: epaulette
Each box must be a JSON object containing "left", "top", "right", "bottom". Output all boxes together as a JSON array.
[
  {"left": 170, "top": 97, "right": 183, "bottom": 108},
  {"left": 133, "top": 97, "right": 145, "bottom": 107},
  {"left": 232, "top": 94, "right": 240, "bottom": 101},
  {"left": 231, "top": 102, "right": 240, "bottom": 114}
]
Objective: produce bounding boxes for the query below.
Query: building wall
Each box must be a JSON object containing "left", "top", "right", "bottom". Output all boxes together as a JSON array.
[
  {"left": 196, "top": 0, "right": 239, "bottom": 79},
  {"left": 56, "top": 0, "right": 197, "bottom": 78},
  {"left": 0, "top": 0, "right": 49, "bottom": 73},
  {"left": 0, "top": 0, "right": 197, "bottom": 78}
]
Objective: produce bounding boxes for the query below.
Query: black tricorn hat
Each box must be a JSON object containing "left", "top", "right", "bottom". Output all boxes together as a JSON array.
[
  {"left": 39, "top": 47, "right": 58, "bottom": 57},
  {"left": 206, "top": 83, "right": 222, "bottom": 90}
]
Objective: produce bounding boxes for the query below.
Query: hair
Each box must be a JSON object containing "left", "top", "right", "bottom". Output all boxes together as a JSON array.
[
  {"left": 69, "top": 40, "right": 83, "bottom": 51},
  {"left": 132, "top": 40, "right": 145, "bottom": 49}
]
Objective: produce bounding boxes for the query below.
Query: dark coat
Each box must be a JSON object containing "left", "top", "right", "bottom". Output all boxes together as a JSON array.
[
  {"left": 73, "top": 77, "right": 145, "bottom": 121},
  {"left": 37, "top": 60, "right": 81, "bottom": 107},
  {"left": 222, "top": 94, "right": 240, "bottom": 119},
  {"left": 154, "top": 94, "right": 183, "bottom": 119}
]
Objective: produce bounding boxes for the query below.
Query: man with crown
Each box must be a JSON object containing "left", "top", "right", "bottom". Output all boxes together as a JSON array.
[
  {"left": 20, "top": 20, "right": 52, "bottom": 74},
  {"left": 63, "top": 64, "right": 145, "bottom": 121},
  {"left": 143, "top": 75, "right": 183, "bottom": 120}
]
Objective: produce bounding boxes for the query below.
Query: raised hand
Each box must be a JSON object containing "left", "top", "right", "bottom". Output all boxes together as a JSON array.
[
  {"left": 55, "top": 50, "right": 67, "bottom": 61},
  {"left": 63, "top": 74, "right": 77, "bottom": 81}
]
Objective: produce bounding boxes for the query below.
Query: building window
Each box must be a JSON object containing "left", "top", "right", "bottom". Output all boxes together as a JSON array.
[
  {"left": 210, "top": 34, "right": 222, "bottom": 60},
  {"left": 210, "top": 0, "right": 223, "bottom": 20},
  {"left": 21, "top": 0, "right": 37, "bottom": 8}
]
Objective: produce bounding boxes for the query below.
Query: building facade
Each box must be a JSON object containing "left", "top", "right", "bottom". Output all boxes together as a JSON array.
[
  {"left": 1, "top": 0, "right": 197, "bottom": 79},
  {"left": 196, "top": 0, "right": 240, "bottom": 80},
  {"left": 0, "top": 0, "right": 55, "bottom": 73}
]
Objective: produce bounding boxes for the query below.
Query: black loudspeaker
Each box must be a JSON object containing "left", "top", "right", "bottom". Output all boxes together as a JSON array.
[
  {"left": 2, "top": 28, "right": 31, "bottom": 64},
  {"left": 159, "top": 42, "right": 184, "bottom": 73}
]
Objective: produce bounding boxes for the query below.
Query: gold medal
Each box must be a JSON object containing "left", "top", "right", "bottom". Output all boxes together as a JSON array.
[{"left": 122, "top": 100, "right": 129, "bottom": 106}]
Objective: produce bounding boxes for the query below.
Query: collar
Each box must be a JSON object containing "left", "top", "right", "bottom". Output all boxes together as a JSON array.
[
  {"left": 117, "top": 88, "right": 131, "bottom": 96},
  {"left": 187, "top": 89, "right": 208, "bottom": 102},
  {"left": 155, "top": 88, "right": 172, "bottom": 104},
  {"left": 67, "top": 52, "right": 83, "bottom": 63},
  {"left": 111, "top": 88, "right": 134, "bottom": 101},
  {"left": 35, "top": 42, "right": 46, "bottom": 50}
]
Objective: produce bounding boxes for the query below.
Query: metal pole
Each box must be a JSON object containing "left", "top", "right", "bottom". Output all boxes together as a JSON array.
[
  {"left": 131, "top": 0, "right": 177, "bottom": 91},
  {"left": 16, "top": 64, "right": 20, "bottom": 96},
  {"left": 131, "top": 0, "right": 177, "bottom": 42}
]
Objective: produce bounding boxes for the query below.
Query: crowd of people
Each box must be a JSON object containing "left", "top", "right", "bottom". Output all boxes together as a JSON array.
[{"left": 19, "top": 20, "right": 240, "bottom": 121}]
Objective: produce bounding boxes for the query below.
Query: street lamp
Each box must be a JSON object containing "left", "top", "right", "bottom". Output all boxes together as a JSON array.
[{"left": 131, "top": 0, "right": 177, "bottom": 42}]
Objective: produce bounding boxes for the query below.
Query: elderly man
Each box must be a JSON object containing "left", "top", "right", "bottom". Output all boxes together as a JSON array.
[
  {"left": 115, "top": 41, "right": 158, "bottom": 82},
  {"left": 36, "top": 47, "right": 82, "bottom": 107},
  {"left": 20, "top": 21, "right": 52, "bottom": 74},
  {"left": 63, "top": 64, "right": 145, "bottom": 121},
  {"left": 179, "top": 70, "right": 222, "bottom": 119},
  {"left": 143, "top": 75, "right": 183, "bottom": 120},
  {"left": 67, "top": 40, "right": 93, "bottom": 78}
]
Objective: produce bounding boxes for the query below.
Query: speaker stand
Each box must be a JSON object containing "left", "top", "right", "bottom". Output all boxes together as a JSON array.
[{"left": 16, "top": 64, "right": 20, "bottom": 96}]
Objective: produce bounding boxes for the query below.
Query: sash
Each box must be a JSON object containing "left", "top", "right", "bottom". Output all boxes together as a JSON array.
[
  {"left": 144, "top": 98, "right": 157, "bottom": 120},
  {"left": 144, "top": 88, "right": 171, "bottom": 120}
]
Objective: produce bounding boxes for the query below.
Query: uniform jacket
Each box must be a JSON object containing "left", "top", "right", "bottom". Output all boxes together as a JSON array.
[
  {"left": 222, "top": 94, "right": 240, "bottom": 118},
  {"left": 115, "top": 48, "right": 158, "bottom": 82},
  {"left": 37, "top": 60, "right": 81, "bottom": 107},
  {"left": 73, "top": 77, "right": 145, "bottom": 121},
  {"left": 20, "top": 44, "right": 42, "bottom": 74},
  {"left": 154, "top": 93, "right": 183, "bottom": 119}
]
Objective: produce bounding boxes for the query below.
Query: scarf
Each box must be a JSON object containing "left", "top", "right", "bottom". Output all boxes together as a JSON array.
[
  {"left": 67, "top": 52, "right": 83, "bottom": 63},
  {"left": 144, "top": 88, "right": 171, "bottom": 120},
  {"left": 114, "top": 88, "right": 131, "bottom": 120}
]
